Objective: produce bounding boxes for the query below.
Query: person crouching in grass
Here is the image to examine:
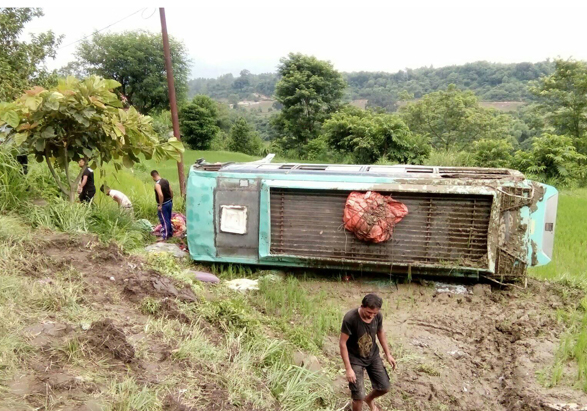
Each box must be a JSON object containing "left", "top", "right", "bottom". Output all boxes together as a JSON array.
[{"left": 100, "top": 185, "right": 133, "bottom": 213}]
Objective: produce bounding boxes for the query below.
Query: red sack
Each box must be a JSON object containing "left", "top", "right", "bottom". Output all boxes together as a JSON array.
[{"left": 343, "top": 191, "right": 408, "bottom": 243}]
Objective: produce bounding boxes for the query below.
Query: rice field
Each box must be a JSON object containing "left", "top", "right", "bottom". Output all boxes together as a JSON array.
[{"left": 530, "top": 188, "right": 587, "bottom": 286}]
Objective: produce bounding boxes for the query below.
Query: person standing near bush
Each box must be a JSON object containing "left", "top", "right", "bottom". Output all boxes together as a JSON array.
[
  {"left": 151, "top": 170, "right": 173, "bottom": 241},
  {"left": 340, "top": 293, "right": 396, "bottom": 411},
  {"left": 77, "top": 159, "right": 96, "bottom": 203}
]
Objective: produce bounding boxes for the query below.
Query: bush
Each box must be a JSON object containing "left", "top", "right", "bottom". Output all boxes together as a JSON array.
[
  {"left": 179, "top": 95, "right": 219, "bottom": 149},
  {"left": 513, "top": 134, "right": 586, "bottom": 185},
  {"left": 323, "top": 108, "right": 430, "bottom": 164},
  {"left": 228, "top": 117, "right": 263, "bottom": 156},
  {"left": 424, "top": 150, "right": 474, "bottom": 167},
  {"left": 150, "top": 110, "right": 173, "bottom": 142},
  {"left": 472, "top": 139, "right": 514, "bottom": 168},
  {"left": 0, "top": 148, "right": 28, "bottom": 212}
]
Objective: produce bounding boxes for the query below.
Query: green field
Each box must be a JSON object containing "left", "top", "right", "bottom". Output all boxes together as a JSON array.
[{"left": 530, "top": 188, "right": 587, "bottom": 285}]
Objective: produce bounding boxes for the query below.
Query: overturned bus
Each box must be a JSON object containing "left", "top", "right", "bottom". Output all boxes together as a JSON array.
[{"left": 185, "top": 156, "right": 558, "bottom": 282}]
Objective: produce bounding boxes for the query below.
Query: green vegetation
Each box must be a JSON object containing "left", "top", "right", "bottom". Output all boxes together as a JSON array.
[
  {"left": 2, "top": 9, "right": 587, "bottom": 407},
  {"left": 531, "top": 59, "right": 587, "bottom": 146},
  {"left": 0, "top": 8, "right": 62, "bottom": 101},
  {"left": 179, "top": 95, "right": 220, "bottom": 149},
  {"left": 272, "top": 53, "right": 346, "bottom": 155},
  {"left": 400, "top": 85, "right": 514, "bottom": 152},
  {"left": 228, "top": 116, "right": 264, "bottom": 156},
  {"left": 65, "top": 30, "right": 190, "bottom": 114},
  {"left": 0, "top": 76, "right": 184, "bottom": 201},
  {"left": 188, "top": 60, "right": 555, "bottom": 107},
  {"left": 323, "top": 106, "right": 429, "bottom": 164}
]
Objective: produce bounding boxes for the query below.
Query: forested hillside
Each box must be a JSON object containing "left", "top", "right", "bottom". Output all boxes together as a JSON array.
[{"left": 188, "top": 60, "right": 555, "bottom": 110}]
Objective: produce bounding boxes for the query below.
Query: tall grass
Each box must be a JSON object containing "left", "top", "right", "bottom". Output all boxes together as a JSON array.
[
  {"left": 530, "top": 188, "right": 587, "bottom": 286},
  {"left": 0, "top": 149, "right": 29, "bottom": 212},
  {"left": 106, "top": 377, "right": 161, "bottom": 411},
  {"left": 256, "top": 276, "right": 342, "bottom": 352},
  {"left": 423, "top": 150, "right": 474, "bottom": 167}
]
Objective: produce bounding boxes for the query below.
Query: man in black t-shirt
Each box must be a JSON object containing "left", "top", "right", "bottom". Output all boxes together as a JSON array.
[
  {"left": 151, "top": 170, "right": 174, "bottom": 241},
  {"left": 340, "top": 294, "right": 396, "bottom": 411},
  {"left": 77, "top": 159, "right": 95, "bottom": 203}
]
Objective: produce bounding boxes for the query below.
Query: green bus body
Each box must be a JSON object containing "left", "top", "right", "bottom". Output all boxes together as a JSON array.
[{"left": 186, "top": 159, "right": 557, "bottom": 281}]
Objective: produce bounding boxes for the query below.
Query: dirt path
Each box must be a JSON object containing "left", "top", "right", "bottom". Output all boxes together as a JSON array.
[
  {"left": 316, "top": 280, "right": 587, "bottom": 410},
  {"left": 3, "top": 235, "right": 587, "bottom": 411}
]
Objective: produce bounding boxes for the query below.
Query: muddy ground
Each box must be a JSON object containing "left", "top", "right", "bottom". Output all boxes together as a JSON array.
[{"left": 3, "top": 235, "right": 587, "bottom": 411}]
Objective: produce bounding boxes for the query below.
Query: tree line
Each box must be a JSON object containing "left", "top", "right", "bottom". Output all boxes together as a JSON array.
[
  {"left": 1, "top": 8, "right": 585, "bottom": 188},
  {"left": 188, "top": 61, "right": 555, "bottom": 111}
]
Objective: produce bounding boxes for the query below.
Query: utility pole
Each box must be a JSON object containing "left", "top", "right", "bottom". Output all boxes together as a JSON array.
[{"left": 160, "top": 7, "right": 186, "bottom": 196}]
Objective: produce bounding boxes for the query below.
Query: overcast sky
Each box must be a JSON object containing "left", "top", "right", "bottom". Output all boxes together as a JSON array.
[{"left": 22, "top": 0, "right": 587, "bottom": 79}]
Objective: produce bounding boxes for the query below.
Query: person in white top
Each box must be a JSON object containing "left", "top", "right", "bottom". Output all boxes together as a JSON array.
[{"left": 100, "top": 185, "right": 133, "bottom": 210}]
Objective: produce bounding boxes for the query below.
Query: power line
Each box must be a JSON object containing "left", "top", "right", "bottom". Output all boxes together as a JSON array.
[{"left": 57, "top": 8, "right": 147, "bottom": 50}]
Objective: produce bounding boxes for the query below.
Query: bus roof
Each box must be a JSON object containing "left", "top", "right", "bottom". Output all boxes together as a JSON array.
[{"left": 191, "top": 159, "right": 525, "bottom": 180}]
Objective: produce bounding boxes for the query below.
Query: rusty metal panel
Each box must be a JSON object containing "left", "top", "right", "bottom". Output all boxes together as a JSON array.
[
  {"left": 499, "top": 186, "right": 533, "bottom": 211},
  {"left": 495, "top": 247, "right": 527, "bottom": 279},
  {"left": 270, "top": 189, "right": 493, "bottom": 269}
]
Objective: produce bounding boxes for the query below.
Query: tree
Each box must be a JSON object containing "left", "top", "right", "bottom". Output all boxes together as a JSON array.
[
  {"left": 273, "top": 53, "right": 346, "bottom": 150},
  {"left": 472, "top": 139, "right": 514, "bottom": 168},
  {"left": 530, "top": 59, "right": 587, "bottom": 151},
  {"left": 323, "top": 107, "right": 430, "bottom": 164},
  {"left": 0, "top": 76, "right": 183, "bottom": 201},
  {"left": 513, "top": 134, "right": 585, "bottom": 184},
  {"left": 179, "top": 95, "right": 219, "bottom": 149},
  {"left": 400, "top": 85, "right": 513, "bottom": 151},
  {"left": 0, "top": 8, "right": 62, "bottom": 101},
  {"left": 72, "top": 31, "right": 190, "bottom": 113},
  {"left": 228, "top": 117, "right": 263, "bottom": 155}
]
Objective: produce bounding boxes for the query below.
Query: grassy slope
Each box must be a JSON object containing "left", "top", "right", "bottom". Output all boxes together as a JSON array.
[
  {"left": 530, "top": 188, "right": 587, "bottom": 285},
  {"left": 96, "top": 150, "right": 259, "bottom": 199}
]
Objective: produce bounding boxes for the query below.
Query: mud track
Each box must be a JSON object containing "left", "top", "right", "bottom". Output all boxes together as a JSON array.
[{"left": 5, "top": 234, "right": 587, "bottom": 410}]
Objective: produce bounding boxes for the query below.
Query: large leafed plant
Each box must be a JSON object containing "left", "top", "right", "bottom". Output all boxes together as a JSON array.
[{"left": 0, "top": 76, "right": 183, "bottom": 201}]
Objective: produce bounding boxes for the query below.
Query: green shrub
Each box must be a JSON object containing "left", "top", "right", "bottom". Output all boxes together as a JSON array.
[
  {"left": 472, "top": 139, "right": 514, "bottom": 168},
  {"left": 0, "top": 148, "right": 28, "bottom": 211},
  {"left": 514, "top": 134, "right": 586, "bottom": 185}
]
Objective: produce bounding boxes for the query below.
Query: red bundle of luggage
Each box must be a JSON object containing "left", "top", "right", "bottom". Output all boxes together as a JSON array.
[{"left": 343, "top": 191, "right": 408, "bottom": 243}]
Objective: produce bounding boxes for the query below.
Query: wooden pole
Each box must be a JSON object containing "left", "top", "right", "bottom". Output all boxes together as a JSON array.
[{"left": 160, "top": 7, "right": 186, "bottom": 196}]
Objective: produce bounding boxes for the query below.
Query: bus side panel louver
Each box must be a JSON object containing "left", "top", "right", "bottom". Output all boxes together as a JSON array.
[{"left": 270, "top": 189, "right": 492, "bottom": 269}]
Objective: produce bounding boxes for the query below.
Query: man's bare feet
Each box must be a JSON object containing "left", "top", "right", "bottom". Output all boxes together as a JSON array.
[{"left": 365, "top": 398, "right": 379, "bottom": 411}]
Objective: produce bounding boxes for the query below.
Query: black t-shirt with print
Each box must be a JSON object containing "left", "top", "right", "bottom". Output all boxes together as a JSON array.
[{"left": 341, "top": 308, "right": 383, "bottom": 366}]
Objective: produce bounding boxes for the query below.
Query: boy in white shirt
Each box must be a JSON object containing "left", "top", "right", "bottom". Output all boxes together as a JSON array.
[{"left": 100, "top": 185, "right": 133, "bottom": 211}]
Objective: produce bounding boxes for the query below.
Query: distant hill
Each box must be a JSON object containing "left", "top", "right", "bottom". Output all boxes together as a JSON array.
[{"left": 188, "top": 60, "right": 554, "bottom": 111}]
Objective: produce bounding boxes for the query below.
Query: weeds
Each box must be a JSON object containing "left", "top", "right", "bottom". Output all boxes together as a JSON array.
[
  {"left": 52, "top": 337, "right": 89, "bottom": 364},
  {"left": 211, "top": 263, "right": 255, "bottom": 280},
  {"left": 267, "top": 365, "right": 335, "bottom": 411},
  {"left": 140, "top": 297, "right": 162, "bottom": 315},
  {"left": 254, "top": 276, "right": 341, "bottom": 352},
  {"left": 546, "top": 297, "right": 587, "bottom": 391},
  {"left": 147, "top": 252, "right": 201, "bottom": 293},
  {"left": 416, "top": 362, "right": 441, "bottom": 377},
  {"left": 0, "top": 148, "right": 29, "bottom": 212},
  {"left": 173, "top": 324, "right": 224, "bottom": 363},
  {"left": 198, "top": 295, "right": 261, "bottom": 334},
  {"left": 105, "top": 377, "right": 161, "bottom": 411}
]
